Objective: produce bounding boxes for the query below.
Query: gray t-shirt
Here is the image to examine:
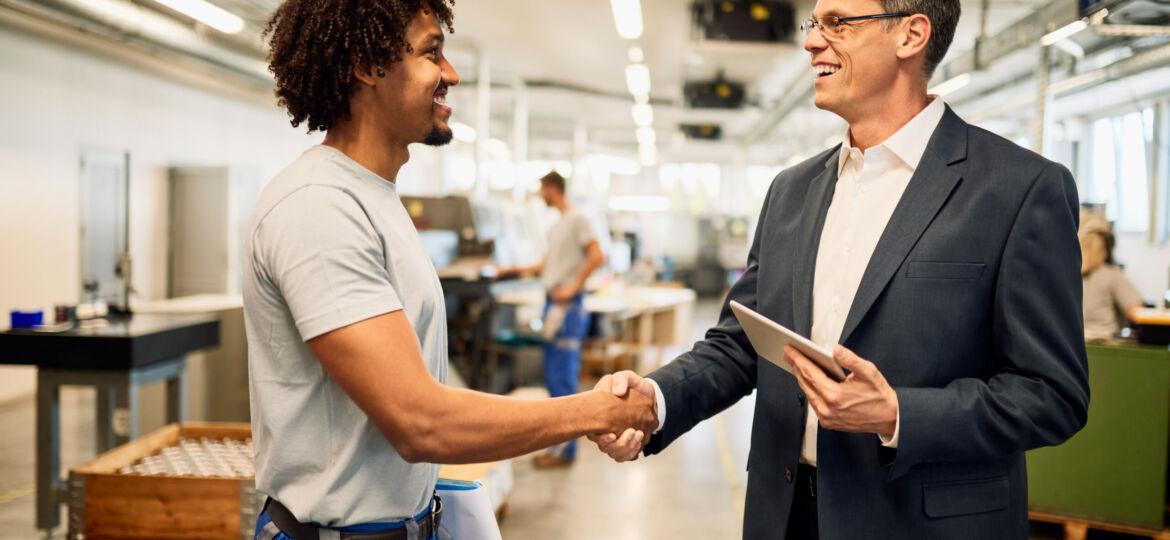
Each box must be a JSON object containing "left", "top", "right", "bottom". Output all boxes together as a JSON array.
[
  {"left": 541, "top": 208, "right": 597, "bottom": 291},
  {"left": 1082, "top": 264, "right": 1143, "bottom": 340},
  {"left": 243, "top": 145, "right": 447, "bottom": 526}
]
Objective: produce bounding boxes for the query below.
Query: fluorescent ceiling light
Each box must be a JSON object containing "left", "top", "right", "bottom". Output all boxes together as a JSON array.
[
  {"left": 639, "top": 144, "right": 657, "bottom": 166},
  {"left": 1040, "top": 20, "right": 1087, "bottom": 47},
  {"left": 636, "top": 127, "right": 656, "bottom": 145},
  {"left": 1053, "top": 39, "right": 1085, "bottom": 59},
  {"left": 628, "top": 46, "right": 644, "bottom": 63},
  {"left": 154, "top": 0, "right": 244, "bottom": 33},
  {"left": 631, "top": 103, "right": 654, "bottom": 127},
  {"left": 610, "top": 0, "right": 643, "bottom": 40},
  {"left": 928, "top": 73, "right": 971, "bottom": 97},
  {"left": 625, "top": 64, "right": 651, "bottom": 99},
  {"left": 451, "top": 122, "right": 476, "bottom": 143},
  {"left": 610, "top": 195, "right": 669, "bottom": 212}
]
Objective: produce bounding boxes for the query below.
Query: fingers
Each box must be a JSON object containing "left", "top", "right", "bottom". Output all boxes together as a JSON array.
[
  {"left": 607, "top": 429, "right": 644, "bottom": 462},
  {"left": 593, "top": 428, "right": 645, "bottom": 462},
  {"left": 611, "top": 372, "right": 630, "bottom": 396},
  {"left": 594, "top": 374, "right": 613, "bottom": 392},
  {"left": 785, "top": 345, "right": 837, "bottom": 389},
  {"left": 833, "top": 345, "right": 872, "bottom": 378}
]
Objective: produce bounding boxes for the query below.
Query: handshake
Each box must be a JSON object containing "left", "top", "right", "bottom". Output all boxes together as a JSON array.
[{"left": 588, "top": 371, "right": 658, "bottom": 463}]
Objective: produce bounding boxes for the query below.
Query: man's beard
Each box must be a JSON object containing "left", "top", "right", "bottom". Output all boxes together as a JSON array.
[{"left": 423, "top": 125, "right": 453, "bottom": 146}]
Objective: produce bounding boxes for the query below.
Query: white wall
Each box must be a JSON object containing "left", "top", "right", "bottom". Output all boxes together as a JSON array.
[{"left": 0, "top": 25, "right": 321, "bottom": 401}]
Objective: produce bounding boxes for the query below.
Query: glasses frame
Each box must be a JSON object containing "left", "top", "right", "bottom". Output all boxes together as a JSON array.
[{"left": 800, "top": 13, "right": 910, "bottom": 37}]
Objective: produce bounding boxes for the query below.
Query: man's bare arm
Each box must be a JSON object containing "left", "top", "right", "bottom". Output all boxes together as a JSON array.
[{"left": 308, "top": 310, "right": 656, "bottom": 464}]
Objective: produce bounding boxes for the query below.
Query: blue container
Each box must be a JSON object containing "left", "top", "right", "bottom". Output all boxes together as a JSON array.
[{"left": 10, "top": 310, "right": 44, "bottom": 329}]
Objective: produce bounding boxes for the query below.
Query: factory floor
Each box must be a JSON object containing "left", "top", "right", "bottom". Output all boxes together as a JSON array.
[{"left": 0, "top": 299, "right": 1147, "bottom": 539}]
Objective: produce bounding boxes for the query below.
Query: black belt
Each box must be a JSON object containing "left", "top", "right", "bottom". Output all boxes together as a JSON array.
[{"left": 265, "top": 496, "right": 441, "bottom": 540}]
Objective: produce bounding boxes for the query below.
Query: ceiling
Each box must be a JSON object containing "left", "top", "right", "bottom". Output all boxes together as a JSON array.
[{"left": 213, "top": 0, "right": 1055, "bottom": 164}]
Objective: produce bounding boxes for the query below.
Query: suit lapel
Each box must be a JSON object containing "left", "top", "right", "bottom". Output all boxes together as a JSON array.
[
  {"left": 792, "top": 151, "right": 840, "bottom": 337},
  {"left": 838, "top": 108, "right": 969, "bottom": 345}
]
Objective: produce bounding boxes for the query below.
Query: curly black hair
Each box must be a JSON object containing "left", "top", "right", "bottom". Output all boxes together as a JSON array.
[{"left": 264, "top": 0, "right": 455, "bottom": 133}]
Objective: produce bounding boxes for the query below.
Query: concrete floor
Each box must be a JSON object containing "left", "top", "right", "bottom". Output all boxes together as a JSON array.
[{"left": 0, "top": 299, "right": 1149, "bottom": 539}]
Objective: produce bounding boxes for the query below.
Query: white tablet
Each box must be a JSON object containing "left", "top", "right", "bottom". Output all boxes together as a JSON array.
[{"left": 729, "top": 300, "right": 846, "bottom": 382}]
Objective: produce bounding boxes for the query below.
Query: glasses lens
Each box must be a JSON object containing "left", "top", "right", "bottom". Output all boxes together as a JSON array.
[
  {"left": 823, "top": 16, "right": 840, "bottom": 33},
  {"left": 800, "top": 19, "right": 815, "bottom": 35}
]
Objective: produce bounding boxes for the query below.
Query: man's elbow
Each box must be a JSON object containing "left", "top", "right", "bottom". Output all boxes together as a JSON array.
[{"left": 380, "top": 416, "right": 444, "bottom": 464}]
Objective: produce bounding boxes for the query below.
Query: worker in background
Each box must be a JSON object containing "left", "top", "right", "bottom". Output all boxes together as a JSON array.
[
  {"left": 247, "top": 2, "right": 655, "bottom": 539},
  {"left": 495, "top": 171, "right": 606, "bottom": 468},
  {"left": 1080, "top": 210, "right": 1144, "bottom": 342}
]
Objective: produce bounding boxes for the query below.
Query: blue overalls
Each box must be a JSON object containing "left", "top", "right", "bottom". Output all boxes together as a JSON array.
[{"left": 542, "top": 292, "right": 591, "bottom": 460}]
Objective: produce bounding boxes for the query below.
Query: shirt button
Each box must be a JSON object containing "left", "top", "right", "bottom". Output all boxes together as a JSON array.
[{"left": 786, "top": 467, "right": 794, "bottom": 483}]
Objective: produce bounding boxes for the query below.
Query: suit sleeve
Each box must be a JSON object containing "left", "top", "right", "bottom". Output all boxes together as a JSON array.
[
  {"left": 642, "top": 181, "right": 773, "bottom": 455},
  {"left": 888, "top": 162, "right": 1090, "bottom": 479}
]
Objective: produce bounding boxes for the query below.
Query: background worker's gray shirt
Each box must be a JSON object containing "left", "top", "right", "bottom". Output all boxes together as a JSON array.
[
  {"left": 1082, "top": 264, "right": 1144, "bottom": 339},
  {"left": 541, "top": 208, "right": 597, "bottom": 292},
  {"left": 244, "top": 145, "right": 447, "bottom": 527}
]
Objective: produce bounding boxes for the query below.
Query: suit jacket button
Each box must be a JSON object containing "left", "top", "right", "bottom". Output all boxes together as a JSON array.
[
  {"left": 785, "top": 467, "right": 793, "bottom": 483},
  {"left": 797, "top": 394, "right": 805, "bottom": 404}
]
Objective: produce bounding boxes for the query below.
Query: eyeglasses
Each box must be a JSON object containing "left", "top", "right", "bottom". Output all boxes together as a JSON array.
[{"left": 800, "top": 13, "right": 909, "bottom": 37}]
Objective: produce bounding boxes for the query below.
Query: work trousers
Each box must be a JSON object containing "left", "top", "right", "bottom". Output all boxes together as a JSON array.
[{"left": 542, "top": 292, "right": 590, "bottom": 459}]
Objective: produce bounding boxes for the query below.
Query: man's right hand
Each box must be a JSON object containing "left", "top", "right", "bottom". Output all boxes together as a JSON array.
[{"left": 589, "top": 371, "right": 657, "bottom": 462}]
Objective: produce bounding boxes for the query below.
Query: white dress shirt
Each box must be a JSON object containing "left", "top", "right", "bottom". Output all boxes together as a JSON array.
[
  {"left": 649, "top": 98, "right": 946, "bottom": 468},
  {"left": 801, "top": 96, "right": 945, "bottom": 465}
]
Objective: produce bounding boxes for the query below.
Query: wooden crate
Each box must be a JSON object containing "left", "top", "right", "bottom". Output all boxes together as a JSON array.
[{"left": 68, "top": 422, "right": 257, "bottom": 540}]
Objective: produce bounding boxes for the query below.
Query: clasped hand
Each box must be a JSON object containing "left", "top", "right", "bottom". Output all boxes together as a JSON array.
[
  {"left": 588, "top": 345, "right": 899, "bottom": 463},
  {"left": 588, "top": 371, "right": 657, "bottom": 462}
]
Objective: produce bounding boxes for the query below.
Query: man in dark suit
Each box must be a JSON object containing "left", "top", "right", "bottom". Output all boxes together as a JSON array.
[{"left": 589, "top": 0, "right": 1090, "bottom": 538}]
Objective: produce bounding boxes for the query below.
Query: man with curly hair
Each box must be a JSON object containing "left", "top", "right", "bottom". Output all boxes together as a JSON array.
[{"left": 245, "top": 2, "right": 657, "bottom": 539}]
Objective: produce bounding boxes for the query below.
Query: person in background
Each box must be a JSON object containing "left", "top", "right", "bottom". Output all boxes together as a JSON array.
[
  {"left": 1080, "top": 211, "right": 1144, "bottom": 341},
  {"left": 496, "top": 171, "right": 606, "bottom": 468},
  {"left": 247, "top": 3, "right": 655, "bottom": 539}
]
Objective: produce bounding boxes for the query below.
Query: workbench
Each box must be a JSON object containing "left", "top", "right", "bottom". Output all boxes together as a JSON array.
[{"left": 0, "top": 313, "right": 219, "bottom": 534}]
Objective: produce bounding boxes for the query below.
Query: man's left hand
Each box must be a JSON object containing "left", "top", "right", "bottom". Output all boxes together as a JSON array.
[
  {"left": 550, "top": 283, "right": 578, "bottom": 303},
  {"left": 784, "top": 345, "right": 898, "bottom": 437}
]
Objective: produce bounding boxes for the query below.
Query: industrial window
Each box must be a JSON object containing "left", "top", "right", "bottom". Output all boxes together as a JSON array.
[{"left": 1087, "top": 108, "right": 1154, "bottom": 233}]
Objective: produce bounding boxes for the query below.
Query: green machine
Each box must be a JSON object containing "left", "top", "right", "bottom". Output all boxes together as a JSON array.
[{"left": 1027, "top": 343, "right": 1170, "bottom": 530}]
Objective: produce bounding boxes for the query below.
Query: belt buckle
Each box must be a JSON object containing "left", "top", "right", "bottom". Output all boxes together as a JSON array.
[{"left": 430, "top": 494, "right": 442, "bottom": 534}]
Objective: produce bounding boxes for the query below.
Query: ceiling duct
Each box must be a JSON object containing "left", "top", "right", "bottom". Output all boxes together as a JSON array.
[
  {"left": 1083, "top": 0, "right": 1170, "bottom": 24},
  {"left": 692, "top": 0, "right": 795, "bottom": 43},
  {"left": 0, "top": 0, "right": 269, "bottom": 86}
]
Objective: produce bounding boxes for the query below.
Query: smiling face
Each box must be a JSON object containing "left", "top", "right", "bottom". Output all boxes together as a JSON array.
[
  {"left": 804, "top": 0, "right": 903, "bottom": 123},
  {"left": 378, "top": 9, "right": 460, "bottom": 147}
]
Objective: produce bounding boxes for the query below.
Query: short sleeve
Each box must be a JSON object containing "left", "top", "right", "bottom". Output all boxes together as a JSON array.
[
  {"left": 1111, "top": 267, "right": 1144, "bottom": 312},
  {"left": 253, "top": 186, "right": 402, "bottom": 341},
  {"left": 573, "top": 213, "right": 597, "bottom": 248}
]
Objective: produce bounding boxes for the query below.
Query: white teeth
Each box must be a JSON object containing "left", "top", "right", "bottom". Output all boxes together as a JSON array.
[
  {"left": 433, "top": 95, "right": 446, "bottom": 105},
  {"left": 814, "top": 65, "right": 840, "bottom": 76}
]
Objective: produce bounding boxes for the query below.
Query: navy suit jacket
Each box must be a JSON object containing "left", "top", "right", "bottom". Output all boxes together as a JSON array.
[{"left": 644, "top": 107, "right": 1090, "bottom": 539}]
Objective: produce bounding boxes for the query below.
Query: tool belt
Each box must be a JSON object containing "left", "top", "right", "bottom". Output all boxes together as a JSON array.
[{"left": 265, "top": 495, "right": 442, "bottom": 540}]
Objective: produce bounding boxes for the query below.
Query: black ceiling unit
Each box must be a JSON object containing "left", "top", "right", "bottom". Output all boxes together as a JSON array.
[
  {"left": 693, "top": 1, "right": 796, "bottom": 43},
  {"left": 679, "top": 124, "right": 723, "bottom": 140},
  {"left": 1081, "top": 0, "right": 1170, "bottom": 24},
  {"left": 684, "top": 74, "right": 746, "bottom": 109}
]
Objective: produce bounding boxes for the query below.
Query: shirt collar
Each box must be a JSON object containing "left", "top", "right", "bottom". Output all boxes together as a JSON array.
[{"left": 837, "top": 97, "right": 947, "bottom": 176}]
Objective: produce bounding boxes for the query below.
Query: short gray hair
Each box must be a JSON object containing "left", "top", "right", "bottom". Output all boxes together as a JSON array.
[{"left": 879, "top": 0, "right": 961, "bottom": 80}]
